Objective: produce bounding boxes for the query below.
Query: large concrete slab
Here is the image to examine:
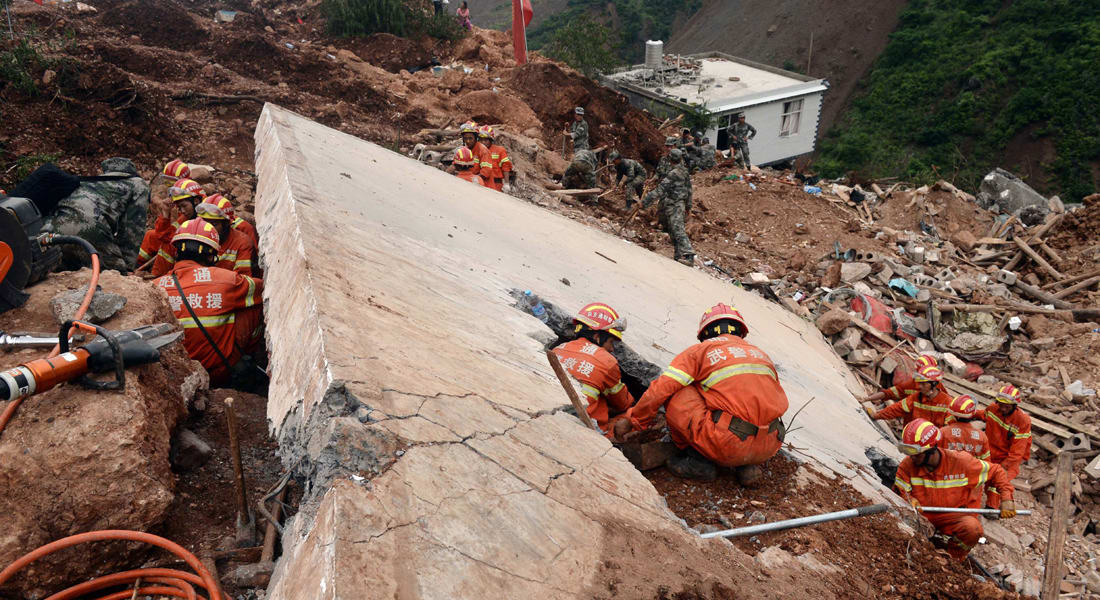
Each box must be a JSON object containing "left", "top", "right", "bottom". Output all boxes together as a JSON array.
[{"left": 254, "top": 104, "right": 900, "bottom": 598}]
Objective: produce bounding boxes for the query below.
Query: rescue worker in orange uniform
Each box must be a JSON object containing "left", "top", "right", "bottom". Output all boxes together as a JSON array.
[
  {"left": 863, "top": 354, "right": 947, "bottom": 402},
  {"left": 196, "top": 200, "right": 256, "bottom": 276},
  {"left": 452, "top": 147, "right": 485, "bottom": 186},
  {"left": 939, "top": 395, "right": 990, "bottom": 461},
  {"left": 976, "top": 384, "right": 1032, "bottom": 482},
  {"left": 894, "top": 419, "right": 1016, "bottom": 561},
  {"left": 477, "top": 125, "right": 515, "bottom": 193},
  {"left": 207, "top": 193, "right": 259, "bottom": 250},
  {"left": 614, "top": 303, "right": 789, "bottom": 483},
  {"left": 458, "top": 121, "right": 490, "bottom": 176},
  {"left": 865, "top": 365, "right": 952, "bottom": 427},
  {"left": 155, "top": 219, "right": 264, "bottom": 385},
  {"left": 551, "top": 303, "right": 634, "bottom": 438},
  {"left": 139, "top": 177, "right": 204, "bottom": 269}
]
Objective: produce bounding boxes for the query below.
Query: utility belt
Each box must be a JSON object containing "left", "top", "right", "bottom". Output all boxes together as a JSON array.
[{"left": 711, "top": 410, "right": 785, "bottom": 442}]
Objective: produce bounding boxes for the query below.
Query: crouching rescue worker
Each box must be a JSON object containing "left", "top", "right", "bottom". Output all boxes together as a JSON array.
[
  {"left": 615, "top": 303, "right": 789, "bottom": 484},
  {"left": 551, "top": 303, "right": 635, "bottom": 438},
  {"left": 138, "top": 166, "right": 200, "bottom": 268},
  {"left": 865, "top": 365, "right": 951, "bottom": 427},
  {"left": 939, "top": 395, "right": 990, "bottom": 461},
  {"left": 156, "top": 219, "right": 264, "bottom": 387},
  {"left": 977, "top": 384, "right": 1032, "bottom": 482},
  {"left": 196, "top": 198, "right": 256, "bottom": 275},
  {"left": 609, "top": 151, "right": 646, "bottom": 209},
  {"left": 453, "top": 147, "right": 485, "bottom": 186},
  {"left": 478, "top": 125, "right": 515, "bottom": 192},
  {"left": 894, "top": 419, "right": 1016, "bottom": 561},
  {"left": 208, "top": 193, "right": 259, "bottom": 250}
]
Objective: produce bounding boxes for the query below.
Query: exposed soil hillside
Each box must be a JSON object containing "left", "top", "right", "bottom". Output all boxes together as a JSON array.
[{"left": 666, "top": 0, "right": 907, "bottom": 136}]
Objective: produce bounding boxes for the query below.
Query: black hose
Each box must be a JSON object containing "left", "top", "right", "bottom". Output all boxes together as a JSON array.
[{"left": 39, "top": 234, "right": 98, "bottom": 256}]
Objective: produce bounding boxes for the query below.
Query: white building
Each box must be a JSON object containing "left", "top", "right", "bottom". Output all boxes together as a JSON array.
[{"left": 602, "top": 47, "right": 828, "bottom": 166}]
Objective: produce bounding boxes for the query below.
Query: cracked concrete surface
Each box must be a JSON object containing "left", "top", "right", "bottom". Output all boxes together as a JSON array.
[{"left": 254, "top": 104, "right": 904, "bottom": 598}]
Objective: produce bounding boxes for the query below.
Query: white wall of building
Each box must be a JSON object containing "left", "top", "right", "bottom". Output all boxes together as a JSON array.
[{"left": 704, "top": 91, "right": 824, "bottom": 166}]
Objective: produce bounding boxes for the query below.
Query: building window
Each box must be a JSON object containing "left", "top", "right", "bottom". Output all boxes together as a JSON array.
[{"left": 780, "top": 99, "right": 803, "bottom": 137}]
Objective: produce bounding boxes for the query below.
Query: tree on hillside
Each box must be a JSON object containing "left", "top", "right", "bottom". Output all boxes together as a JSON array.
[{"left": 542, "top": 20, "right": 619, "bottom": 78}]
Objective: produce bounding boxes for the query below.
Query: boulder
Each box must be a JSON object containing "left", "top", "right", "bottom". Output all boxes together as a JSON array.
[
  {"left": 976, "top": 168, "right": 1049, "bottom": 216},
  {"left": 170, "top": 429, "right": 212, "bottom": 471},
  {"left": 840, "top": 262, "right": 872, "bottom": 283},
  {"left": 815, "top": 308, "right": 851, "bottom": 336},
  {"left": 0, "top": 270, "right": 206, "bottom": 598}
]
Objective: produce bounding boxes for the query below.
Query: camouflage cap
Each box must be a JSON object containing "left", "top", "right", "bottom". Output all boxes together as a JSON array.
[
  {"left": 669, "top": 149, "right": 683, "bottom": 161},
  {"left": 608, "top": 150, "right": 621, "bottom": 161},
  {"left": 664, "top": 136, "right": 678, "bottom": 146},
  {"left": 100, "top": 157, "right": 139, "bottom": 176}
]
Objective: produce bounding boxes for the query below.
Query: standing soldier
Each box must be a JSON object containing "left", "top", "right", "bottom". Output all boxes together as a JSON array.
[
  {"left": 562, "top": 149, "right": 599, "bottom": 190},
  {"left": 565, "top": 107, "right": 589, "bottom": 152},
  {"left": 608, "top": 150, "right": 646, "bottom": 209},
  {"left": 478, "top": 125, "right": 515, "bottom": 193},
  {"left": 655, "top": 136, "right": 680, "bottom": 181},
  {"left": 42, "top": 157, "right": 150, "bottom": 273},
  {"left": 731, "top": 114, "right": 757, "bottom": 169},
  {"left": 642, "top": 149, "right": 694, "bottom": 266}
]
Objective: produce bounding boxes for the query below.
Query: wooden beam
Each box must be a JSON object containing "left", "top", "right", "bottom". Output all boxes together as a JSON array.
[
  {"left": 1041, "top": 452, "right": 1074, "bottom": 600},
  {"left": 932, "top": 302, "right": 1064, "bottom": 316},
  {"left": 1044, "top": 268, "right": 1100, "bottom": 291},
  {"left": 1053, "top": 276, "right": 1100, "bottom": 300},
  {"left": 1013, "top": 237, "right": 1064, "bottom": 280},
  {"left": 551, "top": 188, "right": 604, "bottom": 196},
  {"left": 1038, "top": 241, "right": 1063, "bottom": 266},
  {"left": 942, "top": 374, "right": 1084, "bottom": 440},
  {"left": 1013, "top": 280, "right": 1076, "bottom": 310}
]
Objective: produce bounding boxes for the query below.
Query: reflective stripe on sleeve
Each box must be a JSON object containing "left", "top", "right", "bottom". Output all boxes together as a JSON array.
[
  {"left": 894, "top": 477, "right": 912, "bottom": 492},
  {"left": 661, "top": 366, "right": 694, "bottom": 386},
  {"left": 909, "top": 477, "right": 969, "bottom": 489},
  {"left": 603, "top": 381, "right": 625, "bottom": 396},
  {"left": 244, "top": 276, "right": 259, "bottom": 307},
  {"left": 178, "top": 314, "right": 235, "bottom": 328},
  {"left": 580, "top": 384, "right": 600, "bottom": 400}
]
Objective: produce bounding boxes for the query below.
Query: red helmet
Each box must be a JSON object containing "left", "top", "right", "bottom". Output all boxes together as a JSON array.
[
  {"left": 697, "top": 303, "right": 748, "bottom": 340},
  {"left": 913, "top": 366, "right": 943, "bottom": 384},
  {"left": 898, "top": 419, "right": 940, "bottom": 456},
  {"left": 573, "top": 302, "right": 627, "bottom": 339},
  {"left": 478, "top": 125, "right": 494, "bottom": 139},
  {"left": 453, "top": 146, "right": 477, "bottom": 167},
  {"left": 169, "top": 178, "right": 205, "bottom": 202},
  {"left": 995, "top": 384, "right": 1020, "bottom": 405},
  {"left": 196, "top": 201, "right": 229, "bottom": 221},
  {"left": 916, "top": 354, "right": 939, "bottom": 369},
  {"left": 162, "top": 159, "right": 190, "bottom": 181},
  {"left": 172, "top": 218, "right": 221, "bottom": 251},
  {"left": 947, "top": 394, "right": 977, "bottom": 419},
  {"left": 459, "top": 121, "right": 479, "bottom": 135},
  {"left": 206, "top": 194, "right": 236, "bottom": 220}
]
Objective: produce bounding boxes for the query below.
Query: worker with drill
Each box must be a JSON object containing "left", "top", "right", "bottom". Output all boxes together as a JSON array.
[
  {"left": 977, "top": 384, "right": 1032, "bottom": 482},
  {"left": 614, "top": 303, "right": 789, "bottom": 484},
  {"left": 551, "top": 303, "right": 635, "bottom": 438},
  {"left": 156, "top": 219, "right": 264, "bottom": 387},
  {"left": 865, "top": 365, "right": 952, "bottom": 427},
  {"left": 894, "top": 418, "right": 1017, "bottom": 561}
]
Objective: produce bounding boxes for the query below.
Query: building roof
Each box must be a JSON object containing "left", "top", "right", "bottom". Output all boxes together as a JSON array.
[{"left": 605, "top": 52, "right": 828, "bottom": 114}]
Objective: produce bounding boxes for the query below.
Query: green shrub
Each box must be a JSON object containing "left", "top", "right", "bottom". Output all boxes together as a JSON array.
[
  {"left": 0, "top": 40, "right": 47, "bottom": 96},
  {"left": 530, "top": 0, "right": 702, "bottom": 63},
  {"left": 542, "top": 20, "right": 620, "bottom": 77},
  {"left": 322, "top": 0, "right": 467, "bottom": 40}
]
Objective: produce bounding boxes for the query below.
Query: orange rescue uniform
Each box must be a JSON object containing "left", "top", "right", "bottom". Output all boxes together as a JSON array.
[
  {"left": 624, "top": 334, "right": 788, "bottom": 467},
  {"left": 872, "top": 389, "right": 952, "bottom": 427},
  {"left": 480, "top": 143, "right": 513, "bottom": 191},
  {"left": 152, "top": 227, "right": 255, "bottom": 277},
  {"left": 137, "top": 214, "right": 185, "bottom": 265},
  {"left": 894, "top": 449, "right": 1014, "bottom": 561},
  {"left": 977, "top": 404, "right": 1032, "bottom": 482},
  {"left": 938, "top": 421, "right": 990, "bottom": 461},
  {"left": 156, "top": 260, "right": 264, "bottom": 384},
  {"left": 552, "top": 339, "right": 635, "bottom": 437},
  {"left": 457, "top": 171, "right": 485, "bottom": 186},
  {"left": 232, "top": 217, "right": 259, "bottom": 249},
  {"left": 882, "top": 375, "right": 948, "bottom": 401},
  {"left": 465, "top": 142, "right": 491, "bottom": 176}
]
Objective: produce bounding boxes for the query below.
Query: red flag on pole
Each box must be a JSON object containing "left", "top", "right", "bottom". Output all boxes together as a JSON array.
[{"left": 512, "top": 0, "right": 533, "bottom": 65}]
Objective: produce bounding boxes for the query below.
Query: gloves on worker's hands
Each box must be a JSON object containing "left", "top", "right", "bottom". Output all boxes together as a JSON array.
[
  {"left": 1000, "top": 500, "right": 1017, "bottom": 519},
  {"left": 909, "top": 497, "right": 922, "bottom": 511},
  {"left": 864, "top": 405, "right": 876, "bottom": 419},
  {"left": 502, "top": 183, "right": 513, "bottom": 194}
]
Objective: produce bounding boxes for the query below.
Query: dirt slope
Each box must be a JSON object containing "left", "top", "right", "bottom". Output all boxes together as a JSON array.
[{"left": 666, "top": 0, "right": 907, "bottom": 136}]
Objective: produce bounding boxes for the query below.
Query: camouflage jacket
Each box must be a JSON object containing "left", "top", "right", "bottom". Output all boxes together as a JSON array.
[
  {"left": 572, "top": 149, "right": 598, "bottom": 172},
  {"left": 615, "top": 158, "right": 646, "bottom": 183},
  {"left": 570, "top": 119, "right": 590, "bottom": 150},
  {"left": 732, "top": 122, "right": 757, "bottom": 142},
  {"left": 643, "top": 164, "right": 691, "bottom": 210},
  {"left": 697, "top": 144, "right": 717, "bottom": 169}
]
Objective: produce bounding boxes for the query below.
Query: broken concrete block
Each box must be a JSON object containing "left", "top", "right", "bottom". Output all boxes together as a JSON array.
[
  {"left": 848, "top": 349, "right": 877, "bottom": 364},
  {"left": 915, "top": 338, "right": 934, "bottom": 353},
  {"left": 906, "top": 243, "right": 925, "bottom": 264},
  {"left": 833, "top": 328, "right": 862, "bottom": 356},
  {"left": 942, "top": 353, "right": 967, "bottom": 376},
  {"left": 50, "top": 287, "right": 127, "bottom": 324},
  {"left": 996, "top": 269, "right": 1018, "bottom": 285},
  {"left": 815, "top": 308, "right": 851, "bottom": 336},
  {"left": 911, "top": 317, "right": 930, "bottom": 334},
  {"left": 840, "top": 262, "right": 872, "bottom": 283},
  {"left": 925, "top": 248, "right": 940, "bottom": 263},
  {"left": 1085, "top": 454, "right": 1100, "bottom": 479},
  {"left": 977, "top": 375, "right": 997, "bottom": 386},
  {"left": 874, "top": 264, "right": 895, "bottom": 286},
  {"left": 987, "top": 283, "right": 1010, "bottom": 298},
  {"left": 916, "top": 289, "right": 932, "bottom": 302},
  {"left": 746, "top": 272, "right": 771, "bottom": 285},
  {"left": 223, "top": 561, "right": 275, "bottom": 588},
  {"left": 170, "top": 429, "right": 212, "bottom": 471},
  {"left": 879, "top": 355, "right": 899, "bottom": 375},
  {"left": 1032, "top": 337, "right": 1056, "bottom": 350},
  {"left": 977, "top": 168, "right": 1049, "bottom": 214},
  {"left": 852, "top": 282, "right": 876, "bottom": 298}
]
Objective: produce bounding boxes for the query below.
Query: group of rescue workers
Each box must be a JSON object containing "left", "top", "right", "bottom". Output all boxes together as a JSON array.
[
  {"left": 553, "top": 300, "right": 1030, "bottom": 563},
  {"left": 138, "top": 160, "right": 265, "bottom": 388}
]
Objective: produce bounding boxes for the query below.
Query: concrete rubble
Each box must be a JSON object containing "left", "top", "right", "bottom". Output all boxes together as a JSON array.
[{"left": 253, "top": 105, "right": 900, "bottom": 598}]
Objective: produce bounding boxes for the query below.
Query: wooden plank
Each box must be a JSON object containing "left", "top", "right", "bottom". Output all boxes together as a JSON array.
[
  {"left": 1041, "top": 452, "right": 1074, "bottom": 600},
  {"left": 1038, "top": 241, "right": 1063, "bottom": 266},
  {"left": 1013, "top": 280, "right": 1076, "bottom": 310},
  {"left": 1014, "top": 237, "right": 1064, "bottom": 280},
  {"left": 974, "top": 238, "right": 1016, "bottom": 246},
  {"left": 1052, "top": 276, "right": 1100, "bottom": 300},
  {"left": 1043, "top": 268, "right": 1100, "bottom": 291},
  {"left": 545, "top": 350, "right": 601, "bottom": 433},
  {"left": 551, "top": 188, "right": 603, "bottom": 196}
]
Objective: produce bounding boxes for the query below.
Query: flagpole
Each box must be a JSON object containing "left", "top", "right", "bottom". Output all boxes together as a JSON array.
[{"left": 5, "top": 0, "right": 14, "bottom": 40}]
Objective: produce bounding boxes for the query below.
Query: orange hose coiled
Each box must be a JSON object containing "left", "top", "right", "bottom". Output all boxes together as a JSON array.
[{"left": 0, "top": 530, "right": 221, "bottom": 600}]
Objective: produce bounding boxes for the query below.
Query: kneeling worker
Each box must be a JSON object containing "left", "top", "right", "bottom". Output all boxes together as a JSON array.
[
  {"left": 156, "top": 219, "right": 264, "bottom": 385},
  {"left": 453, "top": 147, "right": 485, "bottom": 186},
  {"left": 865, "top": 365, "right": 952, "bottom": 427},
  {"left": 615, "top": 303, "right": 789, "bottom": 483},
  {"left": 894, "top": 419, "right": 1016, "bottom": 561},
  {"left": 552, "top": 303, "right": 634, "bottom": 438}
]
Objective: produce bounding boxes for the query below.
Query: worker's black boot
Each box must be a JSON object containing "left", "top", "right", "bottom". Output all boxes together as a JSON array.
[
  {"left": 667, "top": 448, "right": 717, "bottom": 481},
  {"left": 735, "top": 464, "right": 762, "bottom": 486}
]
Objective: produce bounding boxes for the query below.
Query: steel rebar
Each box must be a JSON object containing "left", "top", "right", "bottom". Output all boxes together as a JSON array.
[
  {"left": 920, "top": 507, "right": 1032, "bottom": 516},
  {"left": 699, "top": 504, "right": 889, "bottom": 539}
]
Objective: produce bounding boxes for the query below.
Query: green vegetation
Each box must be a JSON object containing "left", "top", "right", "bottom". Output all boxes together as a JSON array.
[
  {"left": 682, "top": 102, "right": 716, "bottom": 134},
  {"left": 529, "top": 0, "right": 703, "bottom": 65},
  {"left": 0, "top": 40, "right": 49, "bottom": 96},
  {"left": 542, "top": 20, "right": 618, "bottom": 77},
  {"left": 816, "top": 0, "right": 1100, "bottom": 200},
  {"left": 322, "top": 0, "right": 466, "bottom": 41},
  {"left": 1, "top": 152, "right": 60, "bottom": 189}
]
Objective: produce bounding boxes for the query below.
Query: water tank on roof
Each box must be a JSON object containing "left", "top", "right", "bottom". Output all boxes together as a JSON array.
[{"left": 645, "top": 40, "right": 664, "bottom": 71}]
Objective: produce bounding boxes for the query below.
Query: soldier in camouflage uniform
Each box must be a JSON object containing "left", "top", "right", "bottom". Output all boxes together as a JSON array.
[
  {"left": 697, "top": 136, "right": 717, "bottom": 170},
  {"left": 681, "top": 136, "right": 699, "bottom": 173},
  {"left": 609, "top": 150, "right": 647, "bottom": 209},
  {"left": 565, "top": 106, "right": 589, "bottom": 152},
  {"left": 42, "top": 157, "right": 150, "bottom": 273},
  {"left": 562, "top": 149, "right": 598, "bottom": 189},
  {"left": 643, "top": 149, "right": 695, "bottom": 266},
  {"left": 732, "top": 114, "right": 757, "bottom": 169},
  {"left": 655, "top": 136, "right": 680, "bottom": 181}
]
